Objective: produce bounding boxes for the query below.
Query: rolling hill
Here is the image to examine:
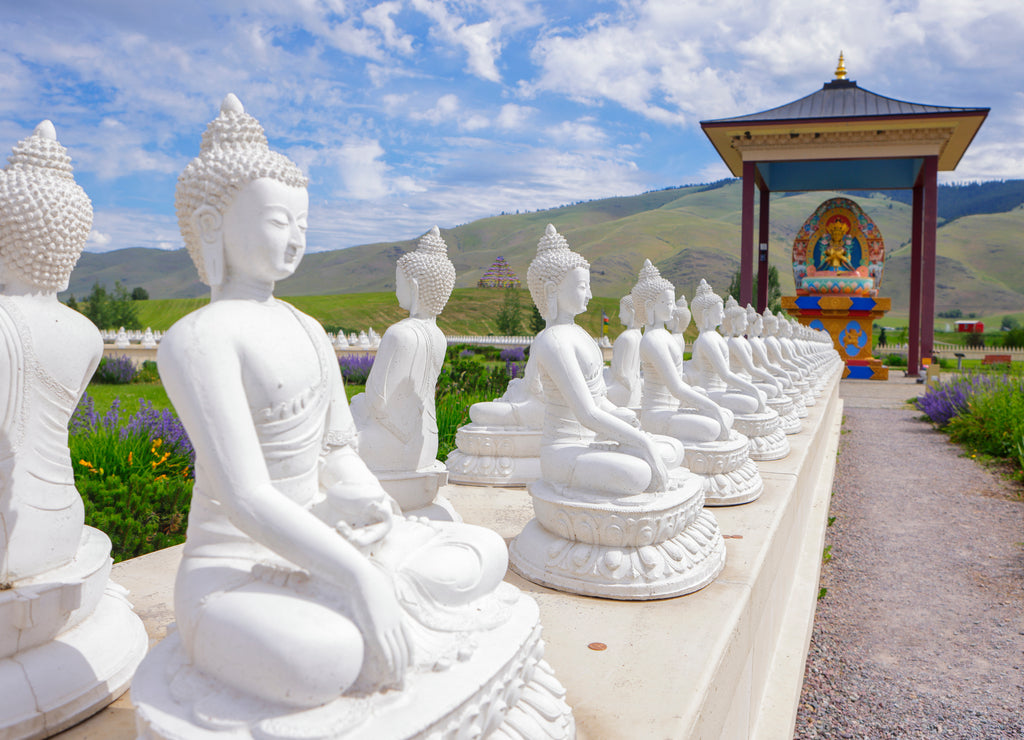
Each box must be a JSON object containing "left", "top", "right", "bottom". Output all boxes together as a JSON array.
[{"left": 66, "top": 179, "right": 1024, "bottom": 319}]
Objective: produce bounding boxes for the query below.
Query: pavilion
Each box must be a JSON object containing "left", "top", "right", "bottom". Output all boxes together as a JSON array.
[{"left": 700, "top": 55, "right": 988, "bottom": 371}]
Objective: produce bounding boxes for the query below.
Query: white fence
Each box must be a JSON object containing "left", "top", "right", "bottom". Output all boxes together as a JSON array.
[
  {"left": 445, "top": 335, "right": 535, "bottom": 347},
  {"left": 877, "top": 342, "right": 1024, "bottom": 363}
]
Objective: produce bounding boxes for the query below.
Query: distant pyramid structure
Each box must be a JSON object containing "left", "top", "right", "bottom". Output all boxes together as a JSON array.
[{"left": 478, "top": 256, "right": 521, "bottom": 288}]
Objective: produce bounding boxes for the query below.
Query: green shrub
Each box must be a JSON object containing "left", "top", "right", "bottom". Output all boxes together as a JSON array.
[
  {"left": 78, "top": 472, "right": 192, "bottom": 562},
  {"left": 946, "top": 374, "right": 1024, "bottom": 461},
  {"left": 135, "top": 360, "right": 160, "bottom": 383},
  {"left": 885, "top": 353, "right": 907, "bottom": 367}
]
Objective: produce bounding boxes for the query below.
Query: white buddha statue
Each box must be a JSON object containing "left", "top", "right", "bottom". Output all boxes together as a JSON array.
[
  {"left": 604, "top": 293, "right": 642, "bottom": 408},
  {"left": 722, "top": 297, "right": 801, "bottom": 435},
  {"left": 0, "top": 121, "right": 147, "bottom": 736},
  {"left": 688, "top": 281, "right": 789, "bottom": 461},
  {"left": 141, "top": 326, "right": 158, "bottom": 347},
  {"left": 132, "top": 95, "right": 573, "bottom": 739},
  {"left": 633, "top": 262, "right": 763, "bottom": 506},
  {"left": 115, "top": 325, "right": 130, "bottom": 347},
  {"left": 351, "top": 226, "right": 455, "bottom": 520},
  {"left": 668, "top": 294, "right": 691, "bottom": 356},
  {"left": 745, "top": 305, "right": 808, "bottom": 419},
  {"left": 509, "top": 229, "right": 725, "bottom": 599},
  {"left": 763, "top": 309, "right": 816, "bottom": 409}
]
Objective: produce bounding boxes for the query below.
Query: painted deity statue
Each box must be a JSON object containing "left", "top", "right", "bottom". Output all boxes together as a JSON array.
[
  {"left": 132, "top": 96, "right": 573, "bottom": 739},
  {"left": 351, "top": 226, "right": 455, "bottom": 519},
  {"left": 0, "top": 121, "right": 146, "bottom": 737},
  {"left": 632, "top": 262, "right": 763, "bottom": 505},
  {"left": 604, "top": 293, "right": 643, "bottom": 408},
  {"left": 509, "top": 232, "right": 725, "bottom": 599},
  {"left": 687, "top": 281, "right": 788, "bottom": 461},
  {"left": 722, "top": 297, "right": 801, "bottom": 436}
]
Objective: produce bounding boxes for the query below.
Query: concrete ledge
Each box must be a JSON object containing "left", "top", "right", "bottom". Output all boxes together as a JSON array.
[{"left": 56, "top": 374, "right": 842, "bottom": 739}]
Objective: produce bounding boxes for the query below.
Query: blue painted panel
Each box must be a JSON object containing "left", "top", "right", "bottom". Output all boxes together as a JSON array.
[
  {"left": 795, "top": 296, "right": 821, "bottom": 309},
  {"left": 848, "top": 297, "right": 877, "bottom": 311},
  {"left": 845, "top": 365, "right": 875, "bottom": 379},
  {"left": 759, "top": 158, "right": 923, "bottom": 191}
]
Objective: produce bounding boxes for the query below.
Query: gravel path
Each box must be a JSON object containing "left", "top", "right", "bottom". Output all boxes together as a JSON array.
[{"left": 795, "top": 403, "right": 1024, "bottom": 739}]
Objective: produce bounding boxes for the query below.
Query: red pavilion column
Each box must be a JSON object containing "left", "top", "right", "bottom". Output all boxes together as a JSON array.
[
  {"left": 740, "top": 161, "right": 756, "bottom": 306},
  {"left": 908, "top": 178, "right": 924, "bottom": 373},
  {"left": 757, "top": 185, "right": 770, "bottom": 312},
  {"left": 920, "top": 155, "right": 939, "bottom": 362}
]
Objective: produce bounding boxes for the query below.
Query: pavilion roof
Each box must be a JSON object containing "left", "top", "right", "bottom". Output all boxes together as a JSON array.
[{"left": 699, "top": 57, "right": 989, "bottom": 188}]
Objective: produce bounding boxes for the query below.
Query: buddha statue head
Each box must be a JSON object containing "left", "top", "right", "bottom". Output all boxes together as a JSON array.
[
  {"left": 722, "top": 295, "right": 746, "bottom": 337},
  {"left": 762, "top": 308, "right": 778, "bottom": 336},
  {"left": 0, "top": 120, "right": 92, "bottom": 293},
  {"left": 671, "top": 295, "right": 691, "bottom": 334},
  {"left": 527, "top": 224, "right": 590, "bottom": 322},
  {"left": 618, "top": 293, "right": 636, "bottom": 329},
  {"left": 176, "top": 94, "right": 308, "bottom": 287},
  {"left": 690, "top": 279, "right": 724, "bottom": 333},
  {"left": 396, "top": 226, "right": 456, "bottom": 319},
  {"left": 630, "top": 259, "right": 674, "bottom": 327}
]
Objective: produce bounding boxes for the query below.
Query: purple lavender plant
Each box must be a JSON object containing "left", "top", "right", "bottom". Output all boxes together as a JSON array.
[
  {"left": 69, "top": 391, "right": 99, "bottom": 435},
  {"left": 915, "top": 373, "right": 991, "bottom": 427},
  {"left": 122, "top": 399, "right": 195, "bottom": 466},
  {"left": 459, "top": 348, "right": 475, "bottom": 358},
  {"left": 505, "top": 359, "right": 521, "bottom": 379},
  {"left": 338, "top": 354, "right": 374, "bottom": 385},
  {"left": 500, "top": 346, "right": 526, "bottom": 363},
  {"left": 93, "top": 355, "right": 138, "bottom": 384}
]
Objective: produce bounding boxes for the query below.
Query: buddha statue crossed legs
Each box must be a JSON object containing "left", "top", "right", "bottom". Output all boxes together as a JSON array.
[
  {"left": 633, "top": 263, "right": 763, "bottom": 505},
  {"left": 509, "top": 230, "right": 725, "bottom": 599},
  {"left": 132, "top": 96, "right": 573, "bottom": 739}
]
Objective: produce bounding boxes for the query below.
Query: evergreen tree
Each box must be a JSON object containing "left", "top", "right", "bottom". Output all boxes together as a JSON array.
[
  {"left": 529, "top": 304, "right": 545, "bottom": 334},
  {"left": 495, "top": 287, "right": 523, "bottom": 336},
  {"left": 82, "top": 281, "right": 142, "bottom": 330}
]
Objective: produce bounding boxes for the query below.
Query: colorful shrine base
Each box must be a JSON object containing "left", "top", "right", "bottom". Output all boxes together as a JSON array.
[{"left": 781, "top": 294, "right": 891, "bottom": 381}]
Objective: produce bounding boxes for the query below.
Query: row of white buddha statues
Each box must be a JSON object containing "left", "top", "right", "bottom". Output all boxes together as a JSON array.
[
  {"left": 1, "top": 98, "right": 839, "bottom": 739},
  {"left": 333, "top": 327, "right": 380, "bottom": 349},
  {"left": 103, "top": 326, "right": 162, "bottom": 347}
]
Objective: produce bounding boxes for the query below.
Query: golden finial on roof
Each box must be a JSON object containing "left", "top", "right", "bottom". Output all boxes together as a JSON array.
[{"left": 834, "top": 52, "right": 847, "bottom": 80}]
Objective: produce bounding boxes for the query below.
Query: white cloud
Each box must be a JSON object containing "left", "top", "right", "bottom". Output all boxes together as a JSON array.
[
  {"left": 546, "top": 119, "right": 607, "bottom": 147},
  {"left": 362, "top": 2, "right": 415, "bottom": 55},
  {"left": 87, "top": 230, "right": 112, "bottom": 248},
  {"left": 409, "top": 0, "right": 504, "bottom": 82},
  {"left": 496, "top": 103, "right": 535, "bottom": 130},
  {"left": 414, "top": 93, "right": 461, "bottom": 124}
]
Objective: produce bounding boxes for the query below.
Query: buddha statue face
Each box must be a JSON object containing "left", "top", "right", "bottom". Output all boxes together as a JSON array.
[
  {"left": 691, "top": 280, "right": 724, "bottom": 333},
  {"left": 652, "top": 288, "right": 675, "bottom": 325},
  {"left": 218, "top": 177, "right": 308, "bottom": 285},
  {"left": 618, "top": 295, "right": 634, "bottom": 328},
  {"left": 555, "top": 266, "right": 591, "bottom": 319},
  {"left": 672, "top": 299, "right": 691, "bottom": 334}
]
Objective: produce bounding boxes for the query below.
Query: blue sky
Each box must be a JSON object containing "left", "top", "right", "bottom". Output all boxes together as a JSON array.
[{"left": 2, "top": 0, "right": 1021, "bottom": 254}]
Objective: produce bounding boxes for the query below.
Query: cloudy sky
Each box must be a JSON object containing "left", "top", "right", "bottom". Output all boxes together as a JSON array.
[{"left": 2, "top": 0, "right": 1021, "bottom": 254}]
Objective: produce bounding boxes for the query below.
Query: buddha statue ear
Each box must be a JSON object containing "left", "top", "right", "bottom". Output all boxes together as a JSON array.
[
  {"left": 193, "top": 205, "right": 225, "bottom": 287},
  {"left": 407, "top": 274, "right": 420, "bottom": 317},
  {"left": 645, "top": 300, "right": 656, "bottom": 327},
  {"left": 544, "top": 281, "right": 558, "bottom": 321}
]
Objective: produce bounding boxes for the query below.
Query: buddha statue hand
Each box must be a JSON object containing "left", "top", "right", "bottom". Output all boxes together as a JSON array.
[
  {"left": 609, "top": 405, "right": 641, "bottom": 428},
  {"left": 350, "top": 564, "right": 415, "bottom": 691},
  {"left": 332, "top": 498, "right": 394, "bottom": 549},
  {"left": 617, "top": 433, "right": 670, "bottom": 493}
]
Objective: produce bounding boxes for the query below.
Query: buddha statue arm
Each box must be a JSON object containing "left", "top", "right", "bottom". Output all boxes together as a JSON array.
[
  {"left": 643, "top": 334, "right": 729, "bottom": 426},
  {"left": 159, "top": 321, "right": 412, "bottom": 685},
  {"left": 750, "top": 341, "right": 794, "bottom": 387},
  {"left": 538, "top": 335, "right": 667, "bottom": 491},
  {"left": 695, "top": 335, "right": 766, "bottom": 411},
  {"left": 731, "top": 339, "right": 782, "bottom": 391}
]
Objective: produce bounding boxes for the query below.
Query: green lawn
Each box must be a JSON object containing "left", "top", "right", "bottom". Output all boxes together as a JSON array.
[{"left": 85, "top": 382, "right": 172, "bottom": 415}]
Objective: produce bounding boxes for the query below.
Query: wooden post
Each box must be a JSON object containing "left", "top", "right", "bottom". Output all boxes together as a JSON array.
[
  {"left": 921, "top": 155, "right": 939, "bottom": 363},
  {"left": 741, "top": 161, "right": 756, "bottom": 306},
  {"left": 757, "top": 185, "right": 770, "bottom": 312},
  {"left": 908, "top": 178, "right": 924, "bottom": 373}
]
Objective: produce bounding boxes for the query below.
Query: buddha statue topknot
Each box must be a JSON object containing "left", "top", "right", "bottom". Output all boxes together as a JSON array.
[
  {"left": 633, "top": 263, "right": 763, "bottom": 506},
  {"left": 351, "top": 226, "right": 457, "bottom": 519},
  {"left": 0, "top": 121, "right": 147, "bottom": 737},
  {"left": 132, "top": 96, "right": 573, "bottom": 740},
  {"left": 508, "top": 229, "right": 725, "bottom": 599}
]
